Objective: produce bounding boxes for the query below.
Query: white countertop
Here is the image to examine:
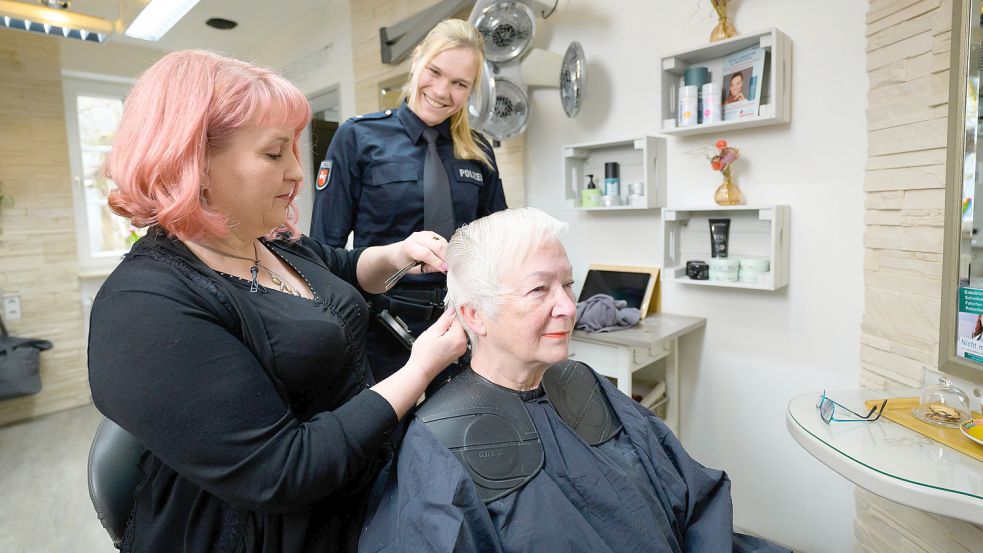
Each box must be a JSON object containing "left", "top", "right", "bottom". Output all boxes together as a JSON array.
[{"left": 786, "top": 390, "right": 983, "bottom": 524}]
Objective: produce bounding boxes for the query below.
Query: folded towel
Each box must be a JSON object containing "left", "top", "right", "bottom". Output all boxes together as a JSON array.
[{"left": 574, "top": 293, "right": 641, "bottom": 333}]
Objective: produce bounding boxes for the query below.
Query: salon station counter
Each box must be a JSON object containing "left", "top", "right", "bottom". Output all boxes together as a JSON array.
[
  {"left": 786, "top": 390, "right": 983, "bottom": 525},
  {"left": 569, "top": 313, "right": 705, "bottom": 438}
]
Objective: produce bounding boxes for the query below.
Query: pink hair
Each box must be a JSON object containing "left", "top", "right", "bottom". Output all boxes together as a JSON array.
[{"left": 105, "top": 50, "right": 312, "bottom": 242}]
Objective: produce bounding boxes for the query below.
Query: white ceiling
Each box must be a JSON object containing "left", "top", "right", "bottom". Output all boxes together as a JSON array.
[{"left": 24, "top": 0, "right": 326, "bottom": 54}]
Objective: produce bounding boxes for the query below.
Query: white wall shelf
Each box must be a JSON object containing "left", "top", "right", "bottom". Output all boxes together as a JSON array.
[
  {"left": 662, "top": 204, "right": 790, "bottom": 290},
  {"left": 660, "top": 29, "right": 792, "bottom": 136},
  {"left": 562, "top": 136, "right": 667, "bottom": 210}
]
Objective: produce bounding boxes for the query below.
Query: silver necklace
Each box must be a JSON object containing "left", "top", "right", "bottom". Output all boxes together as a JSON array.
[{"left": 194, "top": 241, "right": 302, "bottom": 297}]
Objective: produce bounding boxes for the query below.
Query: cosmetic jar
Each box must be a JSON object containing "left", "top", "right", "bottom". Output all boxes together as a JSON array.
[
  {"left": 738, "top": 270, "right": 764, "bottom": 284},
  {"left": 600, "top": 195, "right": 621, "bottom": 207},
  {"left": 709, "top": 258, "right": 739, "bottom": 272},
  {"left": 686, "top": 260, "right": 709, "bottom": 280},
  {"left": 709, "top": 269, "right": 739, "bottom": 282},
  {"left": 739, "top": 257, "right": 771, "bottom": 272}
]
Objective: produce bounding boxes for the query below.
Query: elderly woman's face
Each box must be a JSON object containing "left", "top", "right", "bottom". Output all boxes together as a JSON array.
[
  {"left": 482, "top": 240, "right": 576, "bottom": 368},
  {"left": 206, "top": 121, "right": 304, "bottom": 236}
]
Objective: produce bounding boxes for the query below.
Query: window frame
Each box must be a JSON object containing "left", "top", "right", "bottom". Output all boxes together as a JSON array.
[{"left": 62, "top": 74, "right": 133, "bottom": 275}]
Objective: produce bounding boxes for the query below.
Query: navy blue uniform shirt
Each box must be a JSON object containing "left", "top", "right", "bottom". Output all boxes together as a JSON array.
[{"left": 311, "top": 105, "right": 507, "bottom": 256}]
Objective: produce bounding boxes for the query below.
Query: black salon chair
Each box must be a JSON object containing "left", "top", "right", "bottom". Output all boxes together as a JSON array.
[{"left": 87, "top": 416, "right": 144, "bottom": 549}]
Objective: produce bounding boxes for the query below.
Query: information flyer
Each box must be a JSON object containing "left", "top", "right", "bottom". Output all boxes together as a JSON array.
[{"left": 957, "top": 287, "right": 983, "bottom": 363}]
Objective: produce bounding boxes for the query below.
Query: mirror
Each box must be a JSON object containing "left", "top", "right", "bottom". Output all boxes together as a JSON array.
[{"left": 941, "top": 0, "right": 983, "bottom": 383}]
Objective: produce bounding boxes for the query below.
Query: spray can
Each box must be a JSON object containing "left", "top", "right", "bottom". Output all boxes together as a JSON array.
[{"left": 604, "top": 162, "right": 620, "bottom": 197}]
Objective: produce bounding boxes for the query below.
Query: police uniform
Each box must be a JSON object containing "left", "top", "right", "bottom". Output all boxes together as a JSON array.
[{"left": 311, "top": 104, "right": 507, "bottom": 383}]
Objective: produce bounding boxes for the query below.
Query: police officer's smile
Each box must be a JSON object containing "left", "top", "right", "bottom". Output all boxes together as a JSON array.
[{"left": 410, "top": 47, "right": 477, "bottom": 126}]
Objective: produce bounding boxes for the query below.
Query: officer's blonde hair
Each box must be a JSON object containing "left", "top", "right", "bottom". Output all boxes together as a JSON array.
[{"left": 403, "top": 19, "right": 492, "bottom": 168}]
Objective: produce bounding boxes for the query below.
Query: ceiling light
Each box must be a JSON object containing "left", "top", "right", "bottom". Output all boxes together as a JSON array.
[
  {"left": 39, "top": 0, "right": 70, "bottom": 9},
  {"left": 0, "top": 0, "right": 112, "bottom": 42},
  {"left": 125, "top": 0, "right": 199, "bottom": 41}
]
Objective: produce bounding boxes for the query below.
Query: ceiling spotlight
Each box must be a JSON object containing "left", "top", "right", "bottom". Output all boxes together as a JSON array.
[
  {"left": 205, "top": 17, "right": 236, "bottom": 30},
  {"left": 0, "top": 0, "right": 110, "bottom": 42},
  {"left": 39, "top": 0, "right": 70, "bottom": 9}
]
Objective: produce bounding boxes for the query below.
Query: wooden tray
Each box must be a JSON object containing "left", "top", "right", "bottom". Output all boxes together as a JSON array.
[{"left": 865, "top": 397, "right": 983, "bottom": 463}]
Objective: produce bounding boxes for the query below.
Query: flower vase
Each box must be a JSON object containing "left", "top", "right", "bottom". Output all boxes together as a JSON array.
[
  {"left": 714, "top": 174, "right": 743, "bottom": 206},
  {"left": 709, "top": 17, "right": 737, "bottom": 42}
]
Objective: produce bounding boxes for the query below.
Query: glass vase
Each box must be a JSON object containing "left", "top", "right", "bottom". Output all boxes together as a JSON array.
[
  {"left": 714, "top": 174, "right": 743, "bottom": 206},
  {"left": 710, "top": 17, "right": 737, "bottom": 42}
]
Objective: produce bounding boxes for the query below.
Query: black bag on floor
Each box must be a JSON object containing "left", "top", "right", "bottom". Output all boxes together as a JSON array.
[{"left": 0, "top": 316, "right": 52, "bottom": 400}]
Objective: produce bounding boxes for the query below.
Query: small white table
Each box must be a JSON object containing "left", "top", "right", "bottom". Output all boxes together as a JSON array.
[
  {"left": 786, "top": 390, "right": 983, "bottom": 525},
  {"left": 569, "top": 313, "right": 705, "bottom": 437}
]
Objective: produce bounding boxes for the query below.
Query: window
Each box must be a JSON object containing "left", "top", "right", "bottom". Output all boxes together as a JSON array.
[{"left": 63, "top": 77, "right": 135, "bottom": 274}]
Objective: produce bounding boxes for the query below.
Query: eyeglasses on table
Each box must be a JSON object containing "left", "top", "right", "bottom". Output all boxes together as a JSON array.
[{"left": 817, "top": 391, "right": 887, "bottom": 424}]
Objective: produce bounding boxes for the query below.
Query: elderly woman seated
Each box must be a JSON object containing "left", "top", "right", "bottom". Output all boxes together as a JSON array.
[{"left": 359, "top": 208, "right": 787, "bottom": 553}]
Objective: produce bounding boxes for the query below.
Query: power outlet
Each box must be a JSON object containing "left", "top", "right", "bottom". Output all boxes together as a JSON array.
[{"left": 3, "top": 294, "right": 22, "bottom": 321}]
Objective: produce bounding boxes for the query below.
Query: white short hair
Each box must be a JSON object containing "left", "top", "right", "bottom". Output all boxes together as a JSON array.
[{"left": 445, "top": 208, "right": 568, "bottom": 340}]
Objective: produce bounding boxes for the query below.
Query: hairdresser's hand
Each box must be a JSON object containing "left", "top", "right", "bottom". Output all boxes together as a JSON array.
[
  {"left": 398, "top": 231, "right": 448, "bottom": 275},
  {"left": 372, "top": 309, "right": 467, "bottom": 418},
  {"left": 406, "top": 309, "right": 467, "bottom": 380}
]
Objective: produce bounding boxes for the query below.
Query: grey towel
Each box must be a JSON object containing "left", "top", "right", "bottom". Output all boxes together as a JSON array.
[{"left": 574, "top": 294, "right": 641, "bottom": 333}]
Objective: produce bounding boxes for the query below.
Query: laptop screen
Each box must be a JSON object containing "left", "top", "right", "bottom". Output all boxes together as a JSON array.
[{"left": 577, "top": 269, "right": 650, "bottom": 309}]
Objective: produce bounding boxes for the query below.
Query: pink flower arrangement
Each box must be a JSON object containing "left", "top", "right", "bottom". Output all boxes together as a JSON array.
[{"left": 707, "top": 139, "right": 740, "bottom": 179}]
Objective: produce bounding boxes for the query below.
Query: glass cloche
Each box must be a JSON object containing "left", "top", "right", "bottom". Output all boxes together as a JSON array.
[{"left": 911, "top": 375, "right": 971, "bottom": 428}]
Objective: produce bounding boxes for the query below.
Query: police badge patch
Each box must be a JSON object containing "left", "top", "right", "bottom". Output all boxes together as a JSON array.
[{"left": 316, "top": 160, "right": 333, "bottom": 191}]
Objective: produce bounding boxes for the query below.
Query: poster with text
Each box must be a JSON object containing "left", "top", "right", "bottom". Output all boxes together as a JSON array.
[{"left": 957, "top": 287, "right": 983, "bottom": 363}]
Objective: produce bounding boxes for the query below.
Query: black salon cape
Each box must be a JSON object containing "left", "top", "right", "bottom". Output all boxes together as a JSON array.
[{"left": 358, "top": 369, "right": 787, "bottom": 553}]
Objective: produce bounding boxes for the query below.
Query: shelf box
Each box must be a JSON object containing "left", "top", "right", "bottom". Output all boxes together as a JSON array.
[
  {"left": 662, "top": 205, "right": 790, "bottom": 291},
  {"left": 562, "top": 136, "right": 667, "bottom": 210},
  {"left": 660, "top": 29, "right": 792, "bottom": 136}
]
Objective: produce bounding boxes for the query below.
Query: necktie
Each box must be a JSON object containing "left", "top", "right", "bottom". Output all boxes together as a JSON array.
[{"left": 421, "top": 127, "right": 455, "bottom": 240}]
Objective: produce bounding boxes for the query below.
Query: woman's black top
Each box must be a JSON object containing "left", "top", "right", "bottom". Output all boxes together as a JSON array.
[{"left": 87, "top": 228, "right": 398, "bottom": 553}]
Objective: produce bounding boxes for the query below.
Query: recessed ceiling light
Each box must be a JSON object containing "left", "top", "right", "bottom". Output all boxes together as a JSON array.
[
  {"left": 205, "top": 18, "right": 236, "bottom": 30},
  {"left": 125, "top": 0, "right": 200, "bottom": 41},
  {"left": 39, "top": 0, "right": 70, "bottom": 9}
]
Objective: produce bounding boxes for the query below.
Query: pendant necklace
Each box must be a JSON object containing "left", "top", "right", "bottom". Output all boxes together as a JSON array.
[{"left": 194, "top": 241, "right": 302, "bottom": 297}]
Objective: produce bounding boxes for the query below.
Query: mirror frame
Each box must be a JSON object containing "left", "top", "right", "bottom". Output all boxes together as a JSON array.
[{"left": 940, "top": 0, "right": 983, "bottom": 384}]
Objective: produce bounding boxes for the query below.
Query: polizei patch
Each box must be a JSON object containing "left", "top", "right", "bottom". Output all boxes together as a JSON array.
[{"left": 458, "top": 167, "right": 483, "bottom": 183}]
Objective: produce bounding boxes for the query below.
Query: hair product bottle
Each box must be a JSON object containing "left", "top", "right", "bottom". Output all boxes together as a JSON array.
[
  {"left": 604, "top": 162, "right": 620, "bottom": 197},
  {"left": 581, "top": 174, "right": 601, "bottom": 207},
  {"left": 678, "top": 85, "right": 699, "bottom": 126},
  {"left": 701, "top": 82, "right": 722, "bottom": 124}
]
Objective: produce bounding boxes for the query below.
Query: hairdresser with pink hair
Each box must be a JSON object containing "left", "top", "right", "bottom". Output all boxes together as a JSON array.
[{"left": 87, "top": 50, "right": 466, "bottom": 553}]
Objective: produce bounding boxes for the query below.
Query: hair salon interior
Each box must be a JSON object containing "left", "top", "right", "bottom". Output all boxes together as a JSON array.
[{"left": 3, "top": 0, "right": 983, "bottom": 551}]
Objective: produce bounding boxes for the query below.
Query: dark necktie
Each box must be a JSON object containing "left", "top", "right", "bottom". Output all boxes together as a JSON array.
[{"left": 422, "top": 127, "right": 455, "bottom": 240}]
